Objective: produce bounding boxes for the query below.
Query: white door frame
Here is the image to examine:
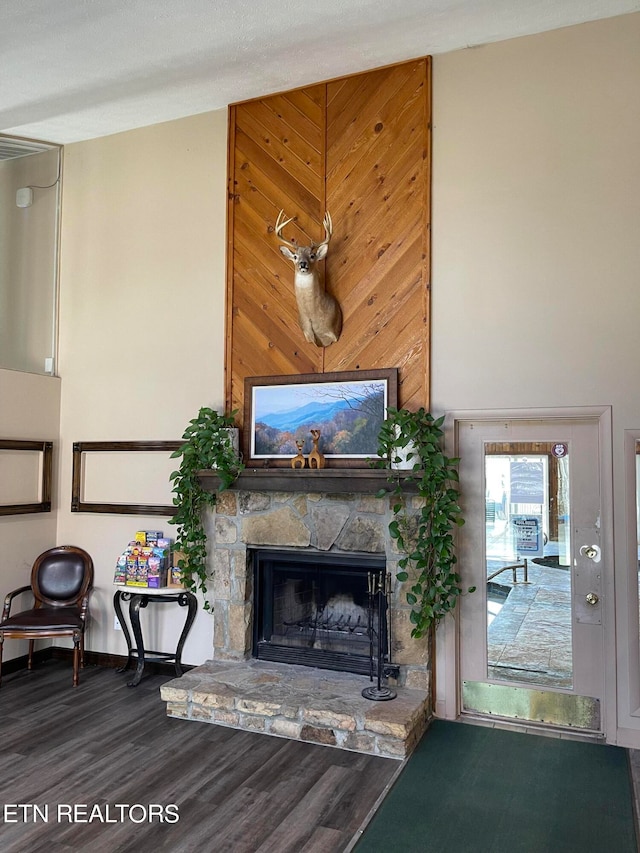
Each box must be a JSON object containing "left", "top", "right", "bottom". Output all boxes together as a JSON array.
[
  {"left": 617, "top": 429, "right": 640, "bottom": 746},
  {"left": 435, "top": 406, "right": 616, "bottom": 741}
]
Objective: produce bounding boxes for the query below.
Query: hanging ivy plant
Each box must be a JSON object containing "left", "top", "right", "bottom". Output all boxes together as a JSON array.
[
  {"left": 371, "top": 407, "right": 473, "bottom": 638},
  {"left": 169, "top": 407, "right": 243, "bottom": 610}
]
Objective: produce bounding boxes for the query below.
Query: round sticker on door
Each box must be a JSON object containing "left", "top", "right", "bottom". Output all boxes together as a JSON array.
[{"left": 551, "top": 442, "right": 568, "bottom": 458}]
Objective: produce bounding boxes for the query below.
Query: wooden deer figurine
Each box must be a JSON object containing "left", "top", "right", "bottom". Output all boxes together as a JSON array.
[
  {"left": 308, "top": 429, "right": 325, "bottom": 469},
  {"left": 275, "top": 210, "right": 342, "bottom": 348},
  {"left": 291, "top": 440, "right": 307, "bottom": 469}
]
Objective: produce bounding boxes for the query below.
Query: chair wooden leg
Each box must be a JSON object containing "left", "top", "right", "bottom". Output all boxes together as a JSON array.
[
  {"left": 72, "top": 640, "right": 80, "bottom": 687},
  {"left": 80, "top": 631, "right": 85, "bottom": 668},
  {"left": 28, "top": 640, "right": 34, "bottom": 670}
]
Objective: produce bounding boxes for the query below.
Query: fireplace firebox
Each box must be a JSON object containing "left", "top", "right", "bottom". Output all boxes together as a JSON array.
[{"left": 252, "top": 549, "right": 388, "bottom": 676}]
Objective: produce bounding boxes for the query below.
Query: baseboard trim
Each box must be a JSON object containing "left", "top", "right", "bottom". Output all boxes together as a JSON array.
[
  {"left": 0, "top": 648, "right": 53, "bottom": 675},
  {"left": 51, "top": 647, "right": 194, "bottom": 677},
  {"left": 3, "top": 646, "right": 194, "bottom": 678}
]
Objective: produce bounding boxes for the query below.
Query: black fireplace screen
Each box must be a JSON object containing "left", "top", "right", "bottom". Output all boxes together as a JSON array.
[{"left": 252, "top": 549, "right": 387, "bottom": 676}]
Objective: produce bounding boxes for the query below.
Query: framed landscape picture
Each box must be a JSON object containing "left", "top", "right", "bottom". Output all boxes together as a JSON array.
[{"left": 243, "top": 369, "right": 398, "bottom": 468}]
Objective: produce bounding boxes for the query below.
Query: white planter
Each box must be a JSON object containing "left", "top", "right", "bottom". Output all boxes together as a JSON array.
[
  {"left": 390, "top": 442, "right": 419, "bottom": 469},
  {"left": 390, "top": 427, "right": 418, "bottom": 470},
  {"left": 225, "top": 427, "right": 240, "bottom": 456},
  {"left": 211, "top": 428, "right": 240, "bottom": 467}
]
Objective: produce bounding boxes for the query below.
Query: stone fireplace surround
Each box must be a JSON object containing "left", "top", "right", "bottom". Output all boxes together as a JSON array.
[{"left": 161, "top": 474, "right": 431, "bottom": 758}]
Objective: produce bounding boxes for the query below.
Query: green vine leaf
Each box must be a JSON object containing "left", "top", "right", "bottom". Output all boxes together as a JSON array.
[
  {"left": 168, "top": 407, "right": 243, "bottom": 611},
  {"left": 370, "top": 406, "right": 472, "bottom": 634}
]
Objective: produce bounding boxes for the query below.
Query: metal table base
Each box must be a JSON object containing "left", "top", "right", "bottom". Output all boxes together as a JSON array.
[{"left": 113, "top": 588, "right": 197, "bottom": 687}]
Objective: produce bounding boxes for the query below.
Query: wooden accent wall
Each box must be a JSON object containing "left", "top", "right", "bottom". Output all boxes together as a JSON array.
[{"left": 226, "top": 58, "right": 431, "bottom": 419}]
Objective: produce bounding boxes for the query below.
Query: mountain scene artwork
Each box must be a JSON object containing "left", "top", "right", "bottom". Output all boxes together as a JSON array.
[{"left": 251, "top": 379, "right": 387, "bottom": 458}]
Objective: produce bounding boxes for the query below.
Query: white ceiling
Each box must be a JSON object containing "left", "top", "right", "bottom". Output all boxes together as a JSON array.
[{"left": 2, "top": 0, "right": 638, "bottom": 145}]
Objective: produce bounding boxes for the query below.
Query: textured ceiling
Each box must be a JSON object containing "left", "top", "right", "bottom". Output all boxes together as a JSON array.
[{"left": 1, "top": 0, "right": 638, "bottom": 144}]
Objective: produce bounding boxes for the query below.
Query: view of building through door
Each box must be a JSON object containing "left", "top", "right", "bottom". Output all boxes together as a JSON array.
[
  {"left": 458, "top": 419, "right": 605, "bottom": 732},
  {"left": 484, "top": 447, "right": 572, "bottom": 688}
]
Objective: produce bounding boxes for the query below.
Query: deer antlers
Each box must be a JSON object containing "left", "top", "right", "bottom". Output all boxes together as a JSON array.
[
  {"left": 275, "top": 210, "right": 332, "bottom": 251},
  {"left": 318, "top": 212, "right": 332, "bottom": 248},
  {"left": 275, "top": 210, "right": 296, "bottom": 249}
]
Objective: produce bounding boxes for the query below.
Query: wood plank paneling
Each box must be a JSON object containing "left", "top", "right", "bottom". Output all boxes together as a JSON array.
[
  {"left": 226, "top": 59, "right": 431, "bottom": 419},
  {"left": 325, "top": 59, "right": 430, "bottom": 409}
]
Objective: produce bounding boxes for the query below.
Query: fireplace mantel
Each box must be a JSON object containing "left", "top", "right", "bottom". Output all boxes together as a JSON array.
[{"left": 198, "top": 468, "right": 419, "bottom": 495}]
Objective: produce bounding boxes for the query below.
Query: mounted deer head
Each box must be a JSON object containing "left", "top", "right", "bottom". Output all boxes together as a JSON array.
[{"left": 275, "top": 210, "right": 342, "bottom": 347}]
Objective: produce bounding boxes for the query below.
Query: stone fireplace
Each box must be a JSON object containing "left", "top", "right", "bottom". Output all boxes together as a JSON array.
[
  {"left": 209, "top": 483, "right": 429, "bottom": 690},
  {"left": 161, "top": 474, "right": 431, "bottom": 758}
]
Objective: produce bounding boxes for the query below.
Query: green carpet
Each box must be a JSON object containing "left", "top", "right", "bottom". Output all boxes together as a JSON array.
[{"left": 356, "top": 720, "right": 637, "bottom": 852}]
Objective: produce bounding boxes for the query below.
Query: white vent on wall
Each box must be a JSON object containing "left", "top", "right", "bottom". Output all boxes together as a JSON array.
[{"left": 0, "top": 137, "right": 54, "bottom": 161}]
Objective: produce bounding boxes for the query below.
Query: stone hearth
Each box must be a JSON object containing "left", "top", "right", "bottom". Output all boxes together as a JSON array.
[
  {"left": 161, "top": 480, "right": 432, "bottom": 756},
  {"left": 161, "top": 659, "right": 429, "bottom": 759}
]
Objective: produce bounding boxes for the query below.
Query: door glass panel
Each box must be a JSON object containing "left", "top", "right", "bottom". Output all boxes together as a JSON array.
[{"left": 485, "top": 444, "right": 573, "bottom": 688}]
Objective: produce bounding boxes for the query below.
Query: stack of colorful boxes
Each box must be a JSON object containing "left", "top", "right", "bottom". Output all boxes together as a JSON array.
[{"left": 114, "top": 530, "right": 174, "bottom": 588}]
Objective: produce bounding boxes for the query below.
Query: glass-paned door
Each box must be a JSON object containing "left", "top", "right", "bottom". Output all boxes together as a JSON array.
[{"left": 458, "top": 419, "right": 604, "bottom": 732}]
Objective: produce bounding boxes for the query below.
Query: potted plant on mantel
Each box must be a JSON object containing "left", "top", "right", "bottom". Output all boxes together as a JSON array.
[
  {"left": 169, "top": 407, "right": 243, "bottom": 610},
  {"left": 371, "top": 407, "right": 474, "bottom": 638}
]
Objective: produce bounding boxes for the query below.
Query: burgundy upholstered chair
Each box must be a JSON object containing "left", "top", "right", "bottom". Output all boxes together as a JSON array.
[{"left": 0, "top": 546, "right": 94, "bottom": 687}]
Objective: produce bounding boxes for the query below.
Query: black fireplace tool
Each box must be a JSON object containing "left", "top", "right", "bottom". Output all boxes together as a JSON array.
[{"left": 362, "top": 571, "right": 396, "bottom": 701}]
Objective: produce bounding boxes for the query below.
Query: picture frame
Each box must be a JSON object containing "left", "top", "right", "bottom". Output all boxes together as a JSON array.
[
  {"left": 71, "top": 441, "right": 181, "bottom": 516},
  {"left": 0, "top": 439, "right": 53, "bottom": 516},
  {"left": 243, "top": 369, "right": 398, "bottom": 469}
]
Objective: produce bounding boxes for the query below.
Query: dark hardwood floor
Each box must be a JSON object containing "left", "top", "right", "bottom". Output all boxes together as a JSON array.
[{"left": 0, "top": 661, "right": 400, "bottom": 853}]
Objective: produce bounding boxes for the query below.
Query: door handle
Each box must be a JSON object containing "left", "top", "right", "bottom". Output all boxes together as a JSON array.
[
  {"left": 585, "top": 592, "right": 599, "bottom": 606},
  {"left": 580, "top": 544, "right": 601, "bottom": 563}
]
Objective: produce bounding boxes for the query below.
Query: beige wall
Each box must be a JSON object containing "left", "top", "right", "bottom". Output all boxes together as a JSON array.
[
  {"left": 10, "top": 13, "right": 639, "bottom": 718},
  {"left": 431, "top": 13, "right": 640, "bottom": 412},
  {"left": 0, "top": 368, "right": 60, "bottom": 661},
  {"left": 431, "top": 13, "right": 640, "bottom": 738},
  {"left": 57, "top": 110, "right": 228, "bottom": 662}
]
